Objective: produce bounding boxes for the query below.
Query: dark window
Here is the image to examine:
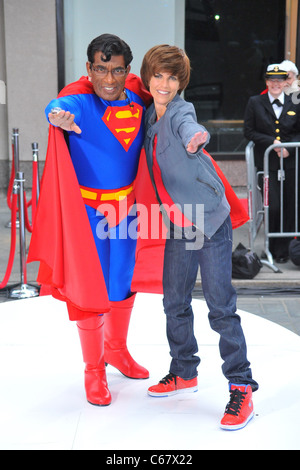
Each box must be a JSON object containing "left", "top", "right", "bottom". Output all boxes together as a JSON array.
[{"left": 185, "top": 0, "right": 286, "bottom": 158}]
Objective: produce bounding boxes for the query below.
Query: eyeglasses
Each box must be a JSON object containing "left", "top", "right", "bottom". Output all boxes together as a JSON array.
[{"left": 90, "top": 64, "right": 128, "bottom": 77}]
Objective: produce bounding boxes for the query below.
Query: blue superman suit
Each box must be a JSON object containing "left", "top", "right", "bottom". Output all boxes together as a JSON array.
[{"left": 45, "top": 85, "right": 146, "bottom": 302}]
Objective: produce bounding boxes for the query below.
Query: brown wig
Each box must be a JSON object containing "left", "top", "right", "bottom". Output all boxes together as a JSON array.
[{"left": 140, "top": 44, "right": 190, "bottom": 94}]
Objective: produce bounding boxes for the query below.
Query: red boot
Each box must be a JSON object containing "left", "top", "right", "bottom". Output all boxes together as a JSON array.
[
  {"left": 77, "top": 315, "right": 111, "bottom": 406},
  {"left": 104, "top": 294, "right": 149, "bottom": 379}
]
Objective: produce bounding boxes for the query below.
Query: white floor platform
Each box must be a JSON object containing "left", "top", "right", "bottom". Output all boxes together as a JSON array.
[{"left": 0, "top": 293, "right": 299, "bottom": 451}]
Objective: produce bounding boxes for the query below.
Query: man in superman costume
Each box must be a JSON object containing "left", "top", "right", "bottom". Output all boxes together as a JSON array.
[{"left": 28, "top": 34, "right": 248, "bottom": 407}]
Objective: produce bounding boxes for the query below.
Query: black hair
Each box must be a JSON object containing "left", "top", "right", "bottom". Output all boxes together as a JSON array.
[{"left": 87, "top": 33, "right": 133, "bottom": 67}]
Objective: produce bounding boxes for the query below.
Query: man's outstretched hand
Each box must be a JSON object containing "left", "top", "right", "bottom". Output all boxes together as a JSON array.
[{"left": 49, "top": 110, "right": 82, "bottom": 134}]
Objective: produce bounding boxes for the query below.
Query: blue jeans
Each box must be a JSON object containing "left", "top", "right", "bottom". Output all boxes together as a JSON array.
[{"left": 163, "top": 216, "right": 258, "bottom": 391}]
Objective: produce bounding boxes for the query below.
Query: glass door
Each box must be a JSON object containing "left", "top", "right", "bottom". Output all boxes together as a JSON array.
[{"left": 185, "top": 0, "right": 286, "bottom": 159}]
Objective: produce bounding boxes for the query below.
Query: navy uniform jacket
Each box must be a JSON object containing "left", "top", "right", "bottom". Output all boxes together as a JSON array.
[{"left": 244, "top": 93, "right": 300, "bottom": 171}]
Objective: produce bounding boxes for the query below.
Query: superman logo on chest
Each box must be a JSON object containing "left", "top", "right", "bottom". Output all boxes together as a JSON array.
[{"left": 102, "top": 102, "right": 143, "bottom": 151}]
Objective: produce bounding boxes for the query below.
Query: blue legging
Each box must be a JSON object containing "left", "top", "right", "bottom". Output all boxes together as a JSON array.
[{"left": 85, "top": 204, "right": 137, "bottom": 301}]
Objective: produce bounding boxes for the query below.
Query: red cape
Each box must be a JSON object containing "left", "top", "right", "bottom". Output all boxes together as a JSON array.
[
  {"left": 27, "top": 124, "right": 110, "bottom": 319},
  {"left": 28, "top": 75, "right": 248, "bottom": 318}
]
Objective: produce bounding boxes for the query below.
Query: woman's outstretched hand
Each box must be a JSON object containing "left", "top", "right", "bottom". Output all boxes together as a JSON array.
[{"left": 186, "top": 131, "right": 208, "bottom": 153}]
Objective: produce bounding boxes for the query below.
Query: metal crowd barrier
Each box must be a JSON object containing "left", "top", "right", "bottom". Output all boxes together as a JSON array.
[
  {"left": 245, "top": 142, "right": 264, "bottom": 250},
  {"left": 263, "top": 141, "right": 300, "bottom": 270},
  {"left": 245, "top": 142, "right": 278, "bottom": 272},
  {"left": 245, "top": 141, "right": 300, "bottom": 273}
]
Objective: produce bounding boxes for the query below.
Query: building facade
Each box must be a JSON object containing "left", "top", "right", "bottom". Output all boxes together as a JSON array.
[{"left": 0, "top": 0, "right": 299, "bottom": 190}]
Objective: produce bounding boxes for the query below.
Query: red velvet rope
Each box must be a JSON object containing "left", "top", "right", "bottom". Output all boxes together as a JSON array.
[
  {"left": 6, "top": 144, "right": 39, "bottom": 233},
  {"left": 23, "top": 191, "right": 32, "bottom": 233},
  {"left": 2, "top": 142, "right": 40, "bottom": 288},
  {"left": 0, "top": 192, "right": 18, "bottom": 289},
  {"left": 7, "top": 143, "right": 35, "bottom": 214},
  {"left": 23, "top": 160, "right": 38, "bottom": 233}
]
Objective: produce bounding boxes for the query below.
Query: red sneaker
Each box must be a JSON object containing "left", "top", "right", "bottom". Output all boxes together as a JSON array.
[
  {"left": 220, "top": 384, "right": 254, "bottom": 431},
  {"left": 148, "top": 373, "right": 198, "bottom": 397}
]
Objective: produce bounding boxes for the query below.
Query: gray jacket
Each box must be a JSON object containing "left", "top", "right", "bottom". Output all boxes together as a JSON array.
[{"left": 144, "top": 94, "right": 230, "bottom": 239}]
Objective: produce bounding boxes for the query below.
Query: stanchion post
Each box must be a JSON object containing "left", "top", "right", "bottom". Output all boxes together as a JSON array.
[
  {"left": 12, "top": 128, "right": 20, "bottom": 173},
  {"left": 31, "top": 142, "right": 40, "bottom": 200},
  {"left": 0, "top": 183, "right": 18, "bottom": 291},
  {"left": 6, "top": 128, "right": 20, "bottom": 228},
  {"left": 18, "top": 171, "right": 27, "bottom": 285},
  {"left": 9, "top": 171, "right": 39, "bottom": 299}
]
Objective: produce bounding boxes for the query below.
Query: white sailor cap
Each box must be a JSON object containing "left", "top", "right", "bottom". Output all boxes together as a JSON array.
[
  {"left": 265, "top": 64, "right": 288, "bottom": 79},
  {"left": 280, "top": 60, "right": 299, "bottom": 76}
]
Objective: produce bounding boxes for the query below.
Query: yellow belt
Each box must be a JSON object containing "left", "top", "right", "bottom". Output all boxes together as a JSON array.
[{"left": 80, "top": 184, "right": 134, "bottom": 202}]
